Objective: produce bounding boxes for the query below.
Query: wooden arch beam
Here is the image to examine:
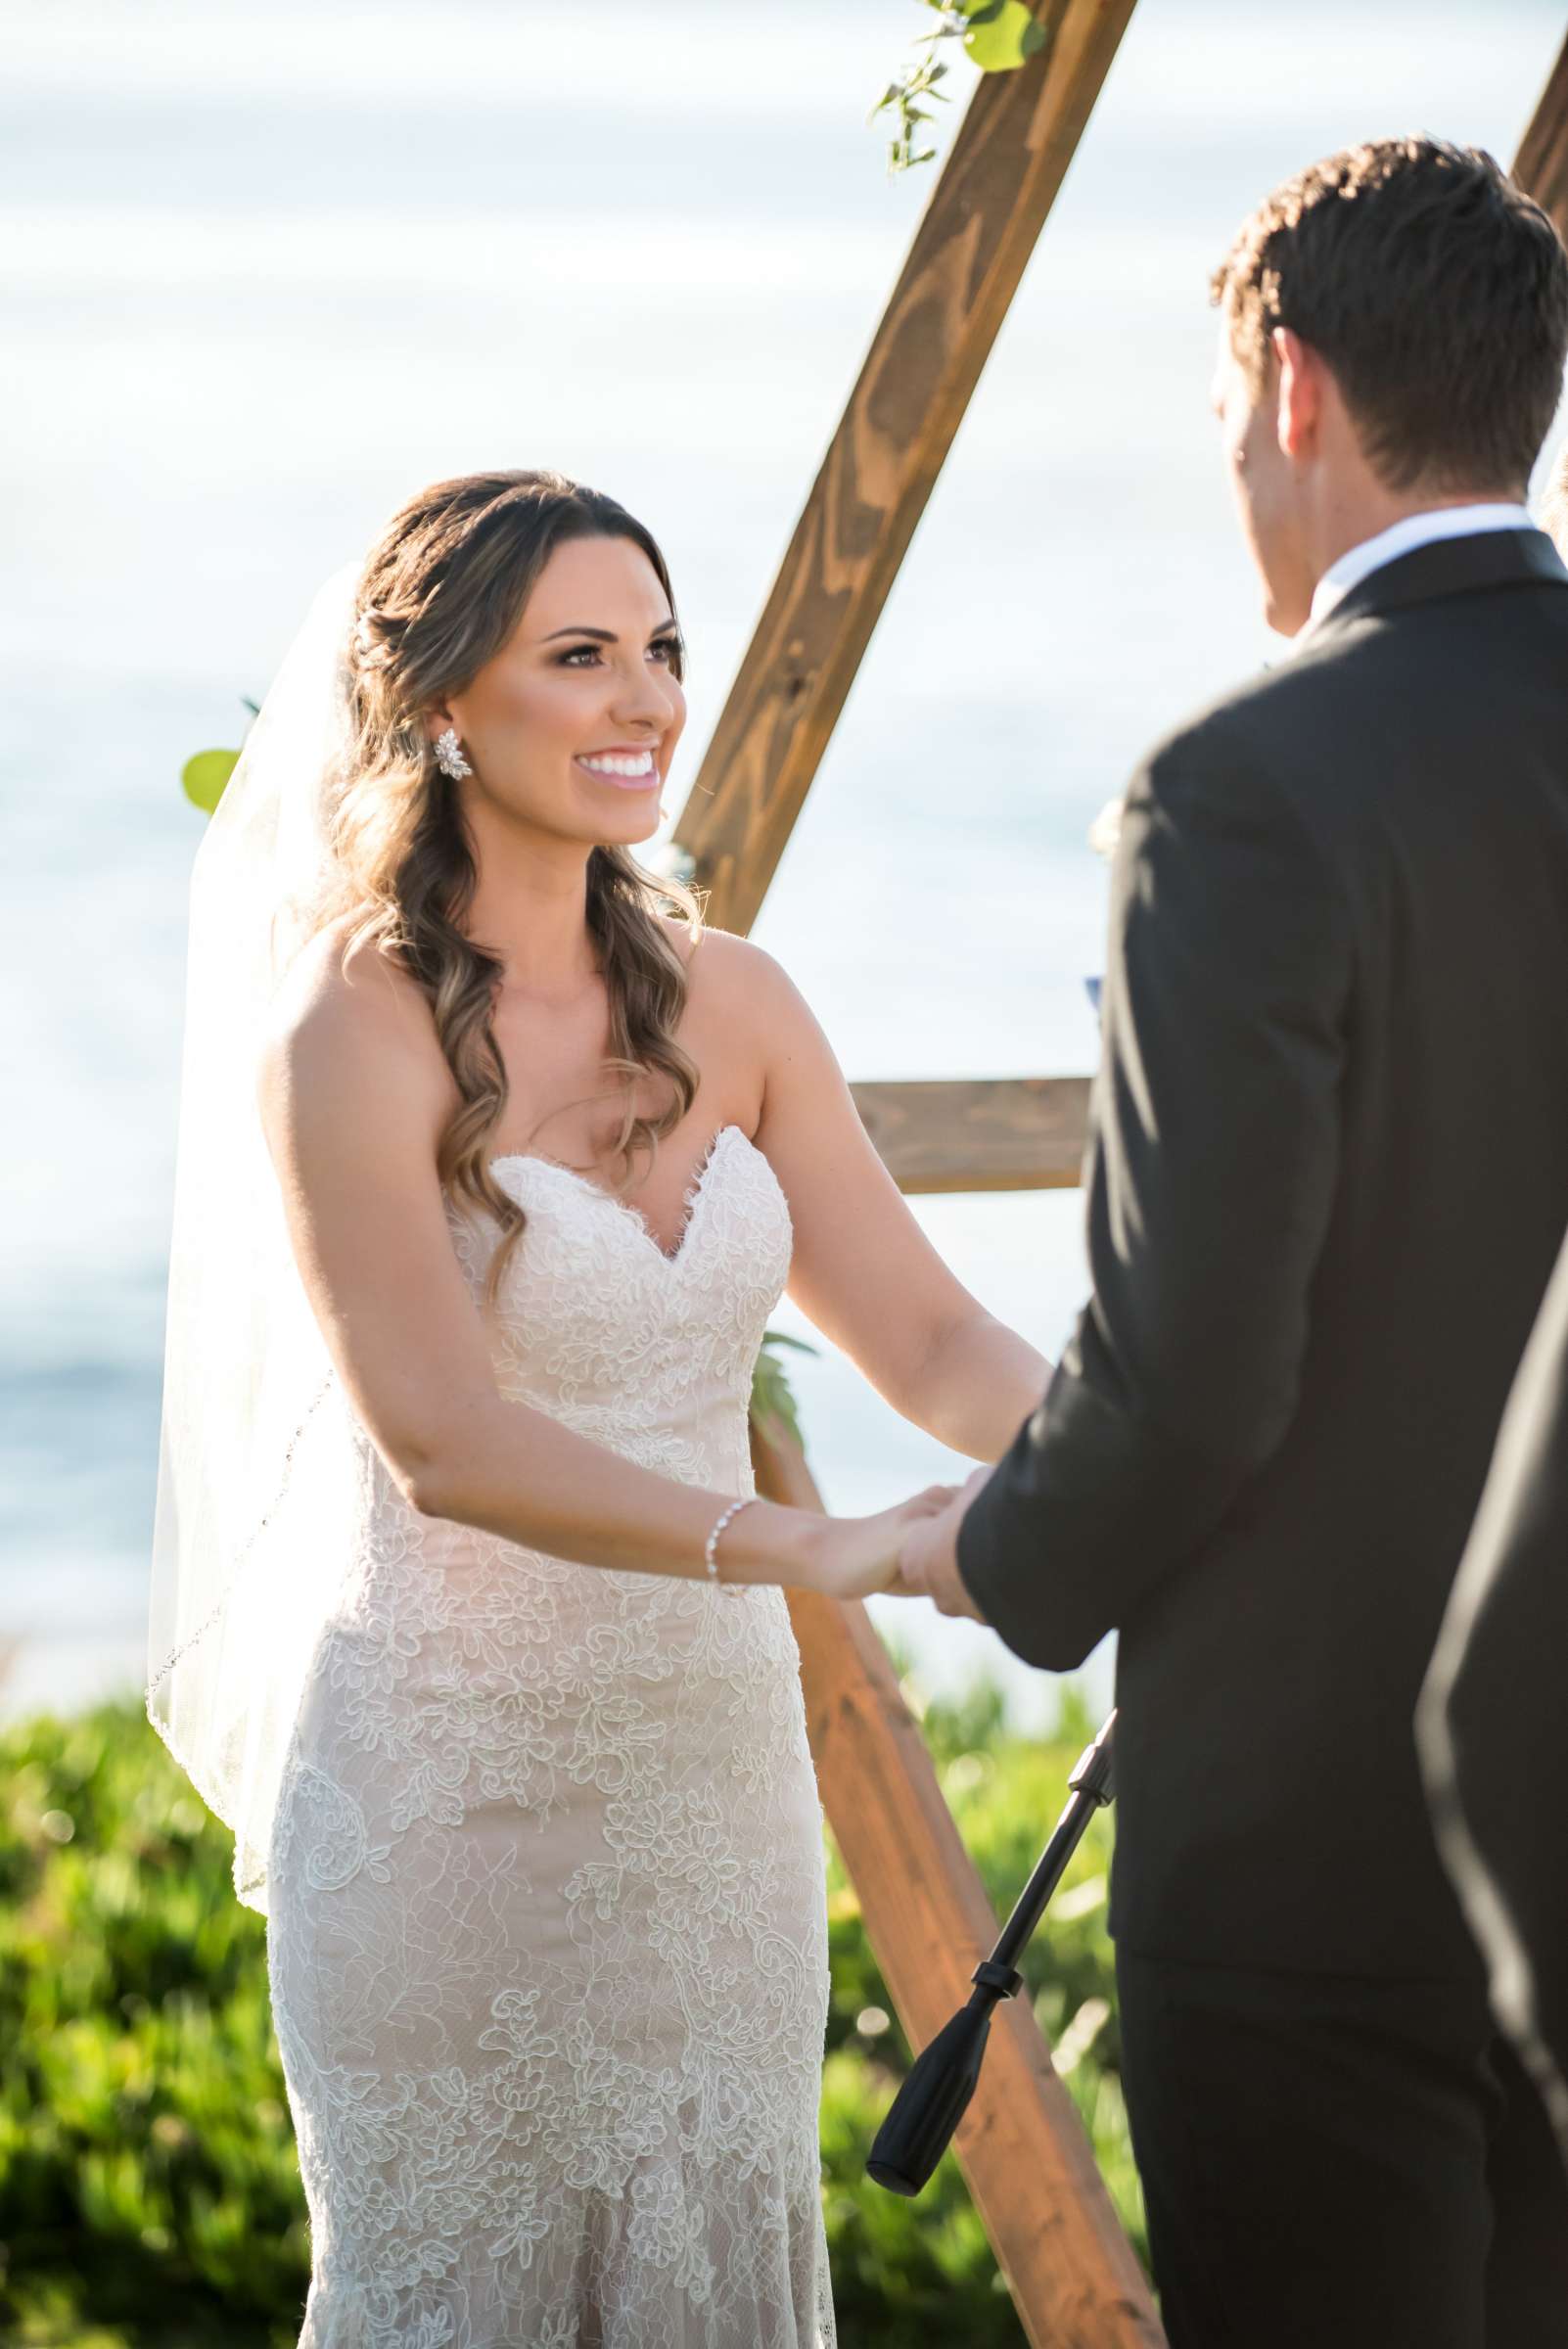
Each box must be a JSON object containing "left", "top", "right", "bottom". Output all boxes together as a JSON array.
[
  {"left": 672, "top": 0, "right": 1140, "bottom": 934},
  {"left": 852, "top": 1075, "right": 1090, "bottom": 1193},
  {"left": 1515, "top": 28, "right": 1568, "bottom": 234}
]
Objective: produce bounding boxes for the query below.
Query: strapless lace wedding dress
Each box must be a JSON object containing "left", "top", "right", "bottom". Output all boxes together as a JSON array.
[{"left": 265, "top": 1126, "right": 835, "bottom": 2348}]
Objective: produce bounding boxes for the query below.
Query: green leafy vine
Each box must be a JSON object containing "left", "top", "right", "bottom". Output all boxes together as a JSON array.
[
  {"left": 870, "top": 0, "right": 1049, "bottom": 175},
  {"left": 749, "top": 1329, "right": 818, "bottom": 1451}
]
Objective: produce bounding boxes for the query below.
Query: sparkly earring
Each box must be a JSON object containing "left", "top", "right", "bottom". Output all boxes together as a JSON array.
[{"left": 434, "top": 726, "right": 473, "bottom": 781}]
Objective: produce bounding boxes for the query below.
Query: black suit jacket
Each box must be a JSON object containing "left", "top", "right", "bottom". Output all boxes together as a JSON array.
[
  {"left": 1418, "top": 1221, "right": 1568, "bottom": 2146},
  {"left": 958, "top": 528, "right": 1568, "bottom": 1976}
]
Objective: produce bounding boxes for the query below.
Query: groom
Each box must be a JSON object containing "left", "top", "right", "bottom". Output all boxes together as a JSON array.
[{"left": 900, "top": 138, "right": 1568, "bottom": 2344}]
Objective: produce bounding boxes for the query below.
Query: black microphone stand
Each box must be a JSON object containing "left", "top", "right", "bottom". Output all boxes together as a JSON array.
[{"left": 866, "top": 1709, "right": 1117, "bottom": 2196}]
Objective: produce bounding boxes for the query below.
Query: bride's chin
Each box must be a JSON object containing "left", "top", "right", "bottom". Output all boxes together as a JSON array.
[
  {"left": 616, "top": 808, "right": 666, "bottom": 848},
  {"left": 562, "top": 786, "right": 665, "bottom": 851}
]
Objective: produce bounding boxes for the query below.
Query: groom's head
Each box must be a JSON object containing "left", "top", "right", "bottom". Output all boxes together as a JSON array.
[{"left": 1211, "top": 137, "right": 1568, "bottom": 633}]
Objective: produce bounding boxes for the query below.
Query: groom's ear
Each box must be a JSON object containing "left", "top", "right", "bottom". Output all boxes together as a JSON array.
[{"left": 1271, "top": 326, "right": 1322, "bottom": 462}]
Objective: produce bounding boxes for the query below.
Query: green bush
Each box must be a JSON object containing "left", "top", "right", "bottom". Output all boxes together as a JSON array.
[{"left": 0, "top": 1682, "right": 1138, "bottom": 2347}]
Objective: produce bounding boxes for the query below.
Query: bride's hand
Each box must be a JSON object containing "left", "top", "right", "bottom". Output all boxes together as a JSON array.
[{"left": 810, "top": 1486, "right": 960, "bottom": 1603}]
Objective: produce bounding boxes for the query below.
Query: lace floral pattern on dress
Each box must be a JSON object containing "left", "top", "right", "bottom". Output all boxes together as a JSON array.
[{"left": 265, "top": 1128, "right": 835, "bottom": 2346}]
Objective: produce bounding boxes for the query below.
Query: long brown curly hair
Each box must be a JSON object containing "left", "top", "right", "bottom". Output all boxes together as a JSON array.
[{"left": 314, "top": 469, "right": 704, "bottom": 1303}]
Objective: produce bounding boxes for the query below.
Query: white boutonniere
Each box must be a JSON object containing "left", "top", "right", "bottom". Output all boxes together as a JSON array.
[{"left": 1086, "top": 795, "right": 1125, "bottom": 860}]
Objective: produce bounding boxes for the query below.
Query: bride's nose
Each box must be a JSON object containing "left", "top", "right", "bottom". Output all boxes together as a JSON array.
[{"left": 609, "top": 659, "right": 679, "bottom": 734}]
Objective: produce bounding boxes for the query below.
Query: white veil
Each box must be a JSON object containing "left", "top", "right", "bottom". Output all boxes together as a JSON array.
[{"left": 147, "top": 560, "right": 368, "bottom": 1914}]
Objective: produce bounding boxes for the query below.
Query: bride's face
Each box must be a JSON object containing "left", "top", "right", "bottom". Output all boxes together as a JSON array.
[{"left": 425, "top": 533, "right": 686, "bottom": 847}]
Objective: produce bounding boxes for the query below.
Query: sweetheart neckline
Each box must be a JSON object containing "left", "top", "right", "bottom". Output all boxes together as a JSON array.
[{"left": 486, "top": 1122, "right": 766, "bottom": 1269}]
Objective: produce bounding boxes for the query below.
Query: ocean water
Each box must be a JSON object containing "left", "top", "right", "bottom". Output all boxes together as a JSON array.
[{"left": 5, "top": 0, "right": 1565, "bottom": 1730}]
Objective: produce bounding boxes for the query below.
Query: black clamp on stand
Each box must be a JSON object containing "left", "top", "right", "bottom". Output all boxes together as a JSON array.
[{"left": 866, "top": 1710, "right": 1117, "bottom": 2196}]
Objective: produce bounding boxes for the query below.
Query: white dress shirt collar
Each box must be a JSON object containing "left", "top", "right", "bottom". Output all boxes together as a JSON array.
[{"left": 1305, "top": 503, "right": 1534, "bottom": 634}]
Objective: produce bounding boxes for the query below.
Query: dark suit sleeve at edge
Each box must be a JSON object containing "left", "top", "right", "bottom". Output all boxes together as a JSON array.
[
  {"left": 958, "top": 724, "right": 1353, "bottom": 1669},
  {"left": 1419, "top": 1222, "right": 1568, "bottom": 2087}
]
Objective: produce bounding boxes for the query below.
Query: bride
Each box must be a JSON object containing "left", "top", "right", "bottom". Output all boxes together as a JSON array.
[{"left": 147, "top": 467, "right": 1048, "bottom": 2347}]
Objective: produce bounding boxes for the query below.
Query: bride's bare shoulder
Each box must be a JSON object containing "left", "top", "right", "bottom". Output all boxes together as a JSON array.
[
  {"left": 270, "top": 918, "right": 425, "bottom": 1039},
  {"left": 261, "top": 919, "right": 450, "bottom": 1130},
  {"left": 669, "top": 919, "right": 809, "bottom": 1030},
  {"left": 662, "top": 915, "right": 780, "bottom": 992}
]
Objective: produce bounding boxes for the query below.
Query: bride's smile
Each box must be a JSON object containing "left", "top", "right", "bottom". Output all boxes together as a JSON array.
[{"left": 575, "top": 745, "right": 661, "bottom": 786}]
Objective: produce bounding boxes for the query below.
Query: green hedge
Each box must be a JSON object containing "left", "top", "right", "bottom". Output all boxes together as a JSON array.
[{"left": 0, "top": 1679, "right": 1139, "bottom": 2347}]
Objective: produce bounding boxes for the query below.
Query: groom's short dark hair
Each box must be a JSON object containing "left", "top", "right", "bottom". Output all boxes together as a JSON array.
[{"left": 1213, "top": 137, "right": 1568, "bottom": 494}]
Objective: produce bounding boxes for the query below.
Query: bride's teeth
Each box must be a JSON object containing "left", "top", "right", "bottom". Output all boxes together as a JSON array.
[{"left": 579, "top": 752, "right": 655, "bottom": 778}]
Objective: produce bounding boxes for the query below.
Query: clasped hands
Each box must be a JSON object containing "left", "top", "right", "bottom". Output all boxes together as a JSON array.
[{"left": 819, "top": 1465, "right": 992, "bottom": 1619}]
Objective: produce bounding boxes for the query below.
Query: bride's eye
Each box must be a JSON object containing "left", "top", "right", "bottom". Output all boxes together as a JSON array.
[{"left": 554, "top": 635, "right": 683, "bottom": 668}]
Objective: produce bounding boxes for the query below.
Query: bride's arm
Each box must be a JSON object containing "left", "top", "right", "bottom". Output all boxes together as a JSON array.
[
  {"left": 257, "top": 936, "right": 940, "bottom": 1598},
  {"left": 724, "top": 937, "right": 1051, "bottom": 1462}
]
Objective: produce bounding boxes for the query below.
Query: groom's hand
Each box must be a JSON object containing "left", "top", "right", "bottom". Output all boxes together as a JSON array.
[{"left": 897, "top": 1467, "right": 992, "bottom": 1621}]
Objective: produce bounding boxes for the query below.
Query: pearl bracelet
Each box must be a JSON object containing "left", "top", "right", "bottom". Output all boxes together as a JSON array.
[{"left": 704, "top": 1496, "right": 756, "bottom": 1593}]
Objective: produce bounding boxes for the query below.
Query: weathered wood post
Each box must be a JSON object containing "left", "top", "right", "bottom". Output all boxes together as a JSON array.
[
  {"left": 1515, "top": 27, "right": 1568, "bottom": 233},
  {"left": 751, "top": 1413, "right": 1163, "bottom": 2347}
]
